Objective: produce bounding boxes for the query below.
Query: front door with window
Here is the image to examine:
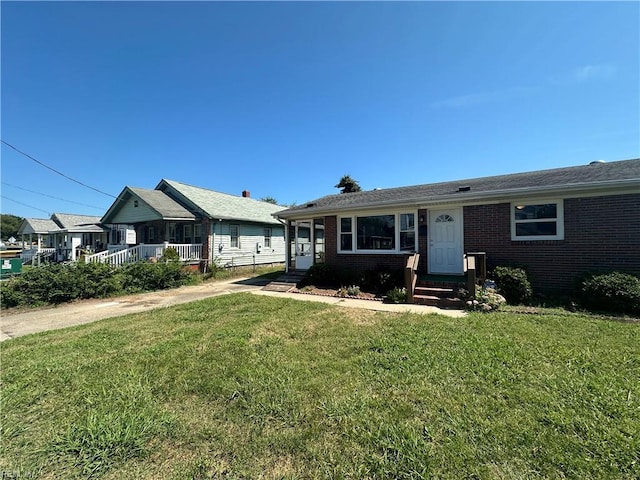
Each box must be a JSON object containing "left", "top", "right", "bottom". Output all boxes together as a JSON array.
[
  {"left": 295, "top": 220, "right": 313, "bottom": 270},
  {"left": 429, "top": 208, "right": 463, "bottom": 274}
]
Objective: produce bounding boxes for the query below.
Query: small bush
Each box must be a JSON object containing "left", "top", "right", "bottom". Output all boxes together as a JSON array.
[
  {"left": 385, "top": 287, "right": 407, "bottom": 304},
  {"left": 300, "top": 264, "right": 358, "bottom": 289},
  {"left": 360, "top": 267, "right": 404, "bottom": 295},
  {"left": 337, "top": 285, "right": 361, "bottom": 297},
  {"left": 465, "top": 287, "right": 506, "bottom": 312},
  {"left": 492, "top": 266, "right": 533, "bottom": 305},
  {"left": 160, "top": 247, "right": 180, "bottom": 262},
  {"left": 576, "top": 271, "right": 640, "bottom": 315}
]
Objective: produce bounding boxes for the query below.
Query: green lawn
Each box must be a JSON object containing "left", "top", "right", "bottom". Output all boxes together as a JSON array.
[{"left": 1, "top": 294, "right": 638, "bottom": 479}]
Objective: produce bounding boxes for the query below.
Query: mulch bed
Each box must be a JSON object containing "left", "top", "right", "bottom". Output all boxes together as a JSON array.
[{"left": 290, "top": 287, "right": 383, "bottom": 302}]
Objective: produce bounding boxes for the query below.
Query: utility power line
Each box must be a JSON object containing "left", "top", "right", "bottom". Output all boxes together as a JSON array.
[
  {"left": 1, "top": 182, "right": 104, "bottom": 210},
  {"left": 1, "top": 140, "right": 117, "bottom": 199},
  {"left": 1, "top": 195, "right": 50, "bottom": 216}
]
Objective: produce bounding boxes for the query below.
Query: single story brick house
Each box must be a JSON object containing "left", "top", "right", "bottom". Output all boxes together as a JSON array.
[
  {"left": 275, "top": 158, "right": 640, "bottom": 294},
  {"left": 97, "top": 179, "right": 286, "bottom": 269}
]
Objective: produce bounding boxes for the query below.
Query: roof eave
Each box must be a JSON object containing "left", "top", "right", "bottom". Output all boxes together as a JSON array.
[{"left": 276, "top": 179, "right": 639, "bottom": 219}]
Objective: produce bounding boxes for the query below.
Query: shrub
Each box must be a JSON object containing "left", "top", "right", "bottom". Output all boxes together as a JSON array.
[
  {"left": 576, "top": 271, "right": 640, "bottom": 315},
  {"left": 121, "top": 261, "right": 191, "bottom": 293},
  {"left": 360, "top": 267, "right": 404, "bottom": 295},
  {"left": 300, "top": 264, "right": 357, "bottom": 289},
  {"left": 160, "top": 247, "right": 180, "bottom": 262},
  {"left": 385, "top": 287, "right": 407, "bottom": 304},
  {"left": 492, "top": 266, "right": 533, "bottom": 305},
  {"left": 337, "top": 285, "right": 361, "bottom": 297},
  {"left": 465, "top": 287, "right": 506, "bottom": 312}
]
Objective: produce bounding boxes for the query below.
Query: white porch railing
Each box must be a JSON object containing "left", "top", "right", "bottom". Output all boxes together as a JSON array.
[
  {"left": 20, "top": 248, "right": 56, "bottom": 264},
  {"left": 85, "top": 244, "right": 202, "bottom": 268}
]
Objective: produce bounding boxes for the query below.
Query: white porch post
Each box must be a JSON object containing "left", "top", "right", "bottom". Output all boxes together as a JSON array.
[{"left": 285, "top": 221, "right": 290, "bottom": 273}]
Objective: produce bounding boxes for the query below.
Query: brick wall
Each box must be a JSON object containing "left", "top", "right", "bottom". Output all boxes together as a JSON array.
[{"left": 464, "top": 193, "right": 640, "bottom": 293}]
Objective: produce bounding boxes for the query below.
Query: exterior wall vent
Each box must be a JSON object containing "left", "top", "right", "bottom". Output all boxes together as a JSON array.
[{"left": 457, "top": 185, "right": 471, "bottom": 192}]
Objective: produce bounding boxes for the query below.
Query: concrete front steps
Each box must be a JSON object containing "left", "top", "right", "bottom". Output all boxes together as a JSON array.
[
  {"left": 413, "top": 282, "right": 466, "bottom": 309},
  {"left": 262, "top": 270, "right": 306, "bottom": 292}
]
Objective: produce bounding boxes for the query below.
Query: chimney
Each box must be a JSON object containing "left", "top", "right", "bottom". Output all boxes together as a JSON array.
[{"left": 242, "top": 190, "right": 250, "bottom": 198}]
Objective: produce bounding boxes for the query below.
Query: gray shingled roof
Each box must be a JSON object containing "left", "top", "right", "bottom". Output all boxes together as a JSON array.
[
  {"left": 51, "top": 213, "right": 106, "bottom": 233},
  {"left": 276, "top": 158, "right": 640, "bottom": 218},
  {"left": 17, "top": 218, "right": 59, "bottom": 235},
  {"left": 158, "top": 179, "right": 283, "bottom": 225},
  {"left": 128, "top": 188, "right": 195, "bottom": 220}
]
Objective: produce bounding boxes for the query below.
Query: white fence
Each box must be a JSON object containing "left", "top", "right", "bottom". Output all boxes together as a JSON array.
[
  {"left": 85, "top": 244, "right": 202, "bottom": 268},
  {"left": 20, "top": 248, "right": 56, "bottom": 265}
]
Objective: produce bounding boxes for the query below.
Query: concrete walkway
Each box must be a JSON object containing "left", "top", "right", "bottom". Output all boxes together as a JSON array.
[{"left": 0, "top": 277, "right": 464, "bottom": 341}]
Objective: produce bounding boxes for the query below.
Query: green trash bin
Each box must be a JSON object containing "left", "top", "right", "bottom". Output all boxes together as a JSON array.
[{"left": 1, "top": 258, "right": 22, "bottom": 278}]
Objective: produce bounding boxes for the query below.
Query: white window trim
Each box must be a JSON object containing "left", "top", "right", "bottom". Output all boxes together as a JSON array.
[
  {"left": 511, "top": 199, "right": 564, "bottom": 241},
  {"left": 338, "top": 211, "right": 418, "bottom": 254},
  {"left": 264, "top": 227, "right": 272, "bottom": 248},
  {"left": 230, "top": 224, "right": 240, "bottom": 249}
]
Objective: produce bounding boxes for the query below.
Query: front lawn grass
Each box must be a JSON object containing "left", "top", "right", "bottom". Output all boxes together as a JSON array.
[{"left": 1, "top": 294, "right": 638, "bottom": 479}]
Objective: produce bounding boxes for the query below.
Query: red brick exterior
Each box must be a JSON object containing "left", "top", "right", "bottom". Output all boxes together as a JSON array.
[
  {"left": 319, "top": 193, "right": 640, "bottom": 295},
  {"left": 464, "top": 193, "right": 640, "bottom": 293}
]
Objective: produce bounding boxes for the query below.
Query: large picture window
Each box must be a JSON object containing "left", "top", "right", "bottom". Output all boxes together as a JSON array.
[
  {"left": 339, "top": 212, "right": 416, "bottom": 253},
  {"left": 512, "top": 201, "right": 564, "bottom": 240}
]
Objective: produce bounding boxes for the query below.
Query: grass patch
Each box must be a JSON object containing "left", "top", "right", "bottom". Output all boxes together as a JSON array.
[{"left": 1, "top": 294, "right": 638, "bottom": 479}]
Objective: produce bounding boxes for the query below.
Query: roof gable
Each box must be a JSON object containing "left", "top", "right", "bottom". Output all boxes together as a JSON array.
[
  {"left": 277, "top": 158, "right": 640, "bottom": 218},
  {"left": 157, "top": 179, "right": 283, "bottom": 225},
  {"left": 101, "top": 187, "right": 196, "bottom": 224},
  {"left": 17, "top": 218, "right": 59, "bottom": 235}
]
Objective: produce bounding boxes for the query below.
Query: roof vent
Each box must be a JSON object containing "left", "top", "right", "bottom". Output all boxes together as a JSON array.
[
  {"left": 306, "top": 203, "right": 316, "bottom": 208},
  {"left": 457, "top": 185, "right": 471, "bottom": 192},
  {"left": 589, "top": 160, "right": 606, "bottom": 165}
]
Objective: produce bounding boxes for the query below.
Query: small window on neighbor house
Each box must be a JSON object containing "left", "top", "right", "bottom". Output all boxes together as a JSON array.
[
  {"left": 147, "top": 226, "right": 155, "bottom": 243},
  {"left": 512, "top": 201, "right": 564, "bottom": 240},
  {"left": 168, "top": 223, "right": 177, "bottom": 243},
  {"left": 194, "top": 224, "right": 202, "bottom": 244},
  {"left": 264, "top": 227, "right": 272, "bottom": 248},
  {"left": 134, "top": 200, "right": 139, "bottom": 208},
  {"left": 230, "top": 225, "right": 239, "bottom": 248}
]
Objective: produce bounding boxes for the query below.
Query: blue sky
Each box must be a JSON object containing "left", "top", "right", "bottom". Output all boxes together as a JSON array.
[{"left": 2, "top": 1, "right": 638, "bottom": 219}]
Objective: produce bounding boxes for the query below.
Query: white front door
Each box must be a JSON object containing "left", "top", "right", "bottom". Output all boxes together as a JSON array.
[{"left": 429, "top": 208, "right": 463, "bottom": 274}]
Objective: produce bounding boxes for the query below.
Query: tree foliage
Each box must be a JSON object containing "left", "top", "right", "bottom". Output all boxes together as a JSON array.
[
  {"left": 0, "top": 214, "right": 23, "bottom": 241},
  {"left": 335, "top": 175, "right": 362, "bottom": 194},
  {"left": 260, "top": 196, "right": 279, "bottom": 205}
]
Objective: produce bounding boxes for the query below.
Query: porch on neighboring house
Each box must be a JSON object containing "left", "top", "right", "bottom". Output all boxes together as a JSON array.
[{"left": 88, "top": 220, "right": 205, "bottom": 267}]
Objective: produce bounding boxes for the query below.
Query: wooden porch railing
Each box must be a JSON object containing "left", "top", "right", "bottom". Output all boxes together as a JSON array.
[
  {"left": 404, "top": 253, "right": 420, "bottom": 303},
  {"left": 85, "top": 244, "right": 202, "bottom": 267},
  {"left": 464, "top": 252, "right": 486, "bottom": 297}
]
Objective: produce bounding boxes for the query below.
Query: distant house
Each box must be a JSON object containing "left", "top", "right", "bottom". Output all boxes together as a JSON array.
[
  {"left": 275, "top": 158, "right": 640, "bottom": 294},
  {"left": 96, "top": 179, "right": 286, "bottom": 269},
  {"left": 18, "top": 214, "right": 108, "bottom": 263}
]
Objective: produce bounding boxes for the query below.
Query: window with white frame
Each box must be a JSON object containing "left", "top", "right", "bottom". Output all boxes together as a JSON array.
[
  {"left": 264, "top": 227, "right": 272, "bottom": 248},
  {"left": 511, "top": 201, "right": 564, "bottom": 240},
  {"left": 340, "top": 217, "right": 353, "bottom": 251},
  {"left": 230, "top": 224, "right": 240, "bottom": 248},
  {"left": 338, "top": 212, "right": 417, "bottom": 252}
]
